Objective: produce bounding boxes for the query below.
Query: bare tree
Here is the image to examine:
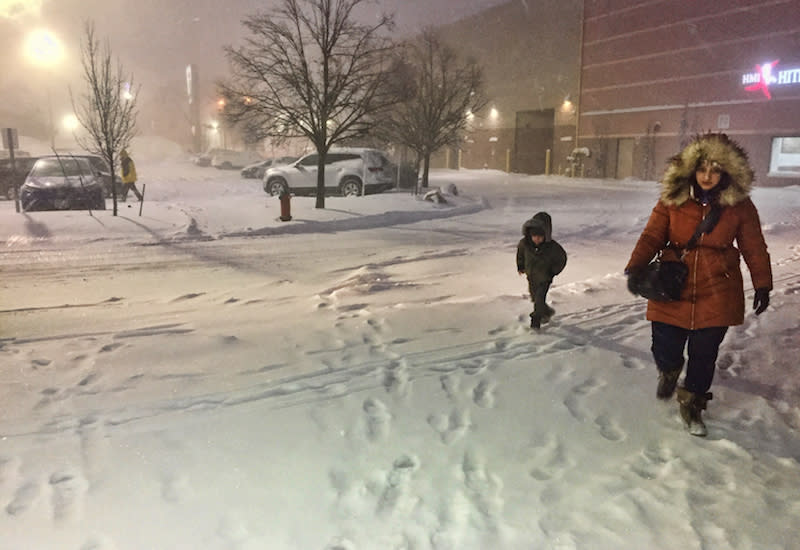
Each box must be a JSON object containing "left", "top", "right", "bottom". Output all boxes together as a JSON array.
[
  {"left": 71, "top": 21, "right": 139, "bottom": 216},
  {"left": 220, "top": 0, "right": 396, "bottom": 208},
  {"left": 381, "top": 29, "right": 487, "bottom": 192}
]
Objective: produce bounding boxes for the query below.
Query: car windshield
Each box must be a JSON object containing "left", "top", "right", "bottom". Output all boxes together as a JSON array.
[
  {"left": 31, "top": 158, "right": 92, "bottom": 178},
  {"left": 364, "top": 150, "right": 390, "bottom": 167},
  {"left": 86, "top": 157, "right": 109, "bottom": 172}
]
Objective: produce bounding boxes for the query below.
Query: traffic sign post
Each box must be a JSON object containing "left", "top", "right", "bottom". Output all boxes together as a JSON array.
[{"left": 2, "top": 128, "right": 21, "bottom": 212}]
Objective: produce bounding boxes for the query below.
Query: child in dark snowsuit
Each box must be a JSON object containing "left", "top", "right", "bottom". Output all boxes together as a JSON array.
[{"left": 516, "top": 212, "right": 568, "bottom": 329}]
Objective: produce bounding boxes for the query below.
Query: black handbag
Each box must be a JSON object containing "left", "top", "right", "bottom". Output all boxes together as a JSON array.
[
  {"left": 628, "top": 205, "right": 721, "bottom": 302},
  {"left": 627, "top": 253, "right": 688, "bottom": 301}
]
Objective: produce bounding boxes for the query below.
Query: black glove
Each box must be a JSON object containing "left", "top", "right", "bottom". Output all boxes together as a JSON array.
[
  {"left": 625, "top": 267, "right": 644, "bottom": 295},
  {"left": 753, "top": 287, "right": 770, "bottom": 315}
]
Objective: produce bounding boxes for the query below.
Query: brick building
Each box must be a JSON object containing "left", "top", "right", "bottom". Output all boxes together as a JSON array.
[{"left": 578, "top": 0, "right": 800, "bottom": 185}]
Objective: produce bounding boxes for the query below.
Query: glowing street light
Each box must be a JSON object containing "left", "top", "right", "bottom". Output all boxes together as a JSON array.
[
  {"left": 25, "top": 29, "right": 63, "bottom": 66},
  {"left": 122, "top": 82, "right": 134, "bottom": 101},
  {"left": 62, "top": 113, "right": 79, "bottom": 132}
]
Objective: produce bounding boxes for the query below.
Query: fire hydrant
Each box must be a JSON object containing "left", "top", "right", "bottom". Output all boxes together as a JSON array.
[{"left": 279, "top": 190, "right": 292, "bottom": 221}]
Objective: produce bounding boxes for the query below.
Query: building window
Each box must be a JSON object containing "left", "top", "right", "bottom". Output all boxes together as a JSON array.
[{"left": 769, "top": 137, "right": 800, "bottom": 177}]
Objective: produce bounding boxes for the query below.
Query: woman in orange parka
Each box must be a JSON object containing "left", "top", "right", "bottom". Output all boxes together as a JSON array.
[{"left": 625, "top": 133, "right": 772, "bottom": 437}]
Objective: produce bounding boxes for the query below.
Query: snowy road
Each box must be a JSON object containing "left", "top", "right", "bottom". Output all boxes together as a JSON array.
[{"left": 1, "top": 167, "right": 799, "bottom": 549}]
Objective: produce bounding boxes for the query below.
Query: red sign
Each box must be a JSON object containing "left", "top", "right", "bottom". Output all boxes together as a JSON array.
[{"left": 742, "top": 60, "right": 800, "bottom": 99}]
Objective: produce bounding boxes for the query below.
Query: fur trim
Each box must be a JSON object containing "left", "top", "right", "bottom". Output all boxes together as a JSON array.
[{"left": 660, "top": 133, "right": 753, "bottom": 206}]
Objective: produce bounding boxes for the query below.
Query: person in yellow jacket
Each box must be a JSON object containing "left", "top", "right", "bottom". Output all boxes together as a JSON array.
[{"left": 119, "top": 149, "right": 143, "bottom": 201}]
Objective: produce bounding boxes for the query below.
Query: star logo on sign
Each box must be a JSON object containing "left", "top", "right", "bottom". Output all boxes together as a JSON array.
[{"left": 745, "top": 60, "right": 779, "bottom": 99}]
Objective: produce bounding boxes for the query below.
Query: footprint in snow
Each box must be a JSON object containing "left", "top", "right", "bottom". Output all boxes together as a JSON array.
[
  {"left": 440, "top": 373, "right": 461, "bottom": 400},
  {"left": 161, "top": 472, "right": 191, "bottom": 503},
  {"left": 630, "top": 442, "right": 677, "bottom": 480},
  {"left": 460, "top": 358, "right": 490, "bottom": 376},
  {"left": 488, "top": 338, "right": 509, "bottom": 352},
  {"left": 472, "top": 379, "right": 496, "bottom": 408},
  {"left": 79, "top": 416, "right": 111, "bottom": 485},
  {"left": 461, "top": 451, "right": 503, "bottom": 524},
  {"left": 563, "top": 376, "right": 605, "bottom": 422},
  {"left": 427, "top": 408, "right": 470, "bottom": 444},
  {"left": 622, "top": 357, "right": 646, "bottom": 370},
  {"left": 594, "top": 413, "right": 626, "bottom": 442},
  {"left": 78, "top": 372, "right": 99, "bottom": 387},
  {"left": 99, "top": 342, "right": 124, "bottom": 353},
  {"left": 6, "top": 481, "right": 40, "bottom": 516},
  {"left": 382, "top": 360, "right": 409, "bottom": 397},
  {"left": 362, "top": 398, "right": 391, "bottom": 442},
  {"left": 50, "top": 469, "right": 88, "bottom": 521},
  {"left": 325, "top": 537, "right": 357, "bottom": 550},
  {"left": 377, "top": 454, "right": 419, "bottom": 515},
  {"left": 528, "top": 433, "right": 573, "bottom": 482},
  {"left": 171, "top": 292, "right": 205, "bottom": 302},
  {"left": 80, "top": 534, "right": 118, "bottom": 550},
  {"left": 0, "top": 455, "right": 22, "bottom": 485}
]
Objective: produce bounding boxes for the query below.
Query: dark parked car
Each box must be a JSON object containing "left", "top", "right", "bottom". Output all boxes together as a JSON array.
[
  {"left": 20, "top": 156, "right": 106, "bottom": 212},
  {"left": 73, "top": 154, "right": 123, "bottom": 198},
  {"left": 0, "top": 156, "right": 40, "bottom": 200},
  {"left": 240, "top": 156, "right": 298, "bottom": 179}
]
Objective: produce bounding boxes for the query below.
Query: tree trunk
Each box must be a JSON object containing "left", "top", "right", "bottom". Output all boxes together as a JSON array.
[
  {"left": 315, "top": 151, "right": 327, "bottom": 209},
  {"left": 111, "top": 154, "right": 118, "bottom": 216},
  {"left": 421, "top": 153, "right": 431, "bottom": 191}
]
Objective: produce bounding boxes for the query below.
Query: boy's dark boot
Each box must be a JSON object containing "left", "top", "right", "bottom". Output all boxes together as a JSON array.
[
  {"left": 656, "top": 368, "right": 681, "bottom": 400},
  {"left": 541, "top": 305, "right": 556, "bottom": 324},
  {"left": 529, "top": 313, "right": 541, "bottom": 330},
  {"left": 676, "top": 387, "right": 712, "bottom": 437}
]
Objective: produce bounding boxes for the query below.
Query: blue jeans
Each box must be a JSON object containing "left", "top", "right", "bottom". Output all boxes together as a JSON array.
[{"left": 651, "top": 321, "right": 728, "bottom": 394}]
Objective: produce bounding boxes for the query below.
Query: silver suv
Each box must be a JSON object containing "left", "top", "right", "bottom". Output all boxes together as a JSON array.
[{"left": 263, "top": 147, "right": 395, "bottom": 197}]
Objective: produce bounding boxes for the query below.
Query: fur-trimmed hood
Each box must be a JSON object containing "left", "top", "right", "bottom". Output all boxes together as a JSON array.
[{"left": 660, "top": 133, "right": 754, "bottom": 207}]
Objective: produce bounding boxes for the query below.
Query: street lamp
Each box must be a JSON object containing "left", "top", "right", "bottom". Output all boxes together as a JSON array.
[
  {"left": 25, "top": 29, "right": 64, "bottom": 149},
  {"left": 62, "top": 113, "right": 79, "bottom": 132}
]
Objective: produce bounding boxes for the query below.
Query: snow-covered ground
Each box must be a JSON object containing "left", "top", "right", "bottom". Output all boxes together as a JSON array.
[{"left": 1, "top": 153, "right": 799, "bottom": 550}]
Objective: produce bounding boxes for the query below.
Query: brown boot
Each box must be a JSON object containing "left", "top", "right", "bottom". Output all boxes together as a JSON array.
[
  {"left": 676, "top": 388, "right": 713, "bottom": 437},
  {"left": 656, "top": 368, "right": 681, "bottom": 400}
]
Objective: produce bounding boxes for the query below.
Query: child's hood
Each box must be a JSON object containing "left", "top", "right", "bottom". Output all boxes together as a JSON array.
[{"left": 521, "top": 211, "right": 553, "bottom": 242}]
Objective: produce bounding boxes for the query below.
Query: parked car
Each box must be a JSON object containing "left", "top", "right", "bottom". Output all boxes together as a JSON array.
[
  {"left": 0, "top": 156, "right": 40, "bottom": 200},
  {"left": 211, "top": 149, "right": 263, "bottom": 170},
  {"left": 70, "top": 154, "right": 123, "bottom": 198},
  {"left": 262, "top": 148, "right": 395, "bottom": 197},
  {"left": 240, "top": 156, "right": 298, "bottom": 179},
  {"left": 20, "top": 156, "right": 106, "bottom": 212},
  {"left": 193, "top": 148, "right": 227, "bottom": 167}
]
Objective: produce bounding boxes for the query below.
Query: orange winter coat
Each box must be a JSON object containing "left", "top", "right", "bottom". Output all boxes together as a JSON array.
[{"left": 626, "top": 133, "right": 772, "bottom": 330}]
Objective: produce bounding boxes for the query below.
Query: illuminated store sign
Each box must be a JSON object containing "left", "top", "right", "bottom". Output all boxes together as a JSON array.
[{"left": 742, "top": 60, "right": 800, "bottom": 99}]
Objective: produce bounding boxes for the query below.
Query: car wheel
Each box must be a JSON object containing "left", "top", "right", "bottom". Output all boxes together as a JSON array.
[
  {"left": 266, "top": 178, "right": 288, "bottom": 197},
  {"left": 340, "top": 177, "right": 362, "bottom": 197},
  {"left": 221, "top": 162, "right": 233, "bottom": 170},
  {"left": 95, "top": 192, "right": 106, "bottom": 210}
]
